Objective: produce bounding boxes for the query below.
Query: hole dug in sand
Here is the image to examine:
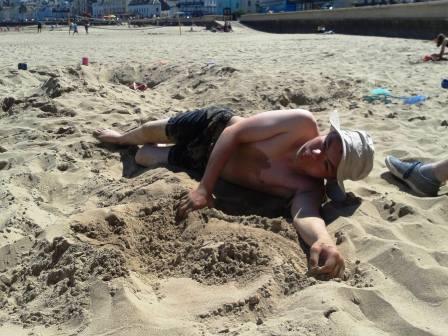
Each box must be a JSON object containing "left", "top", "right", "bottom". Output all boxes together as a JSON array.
[
  {"left": 1, "top": 193, "right": 375, "bottom": 330},
  {"left": 65, "top": 186, "right": 376, "bottom": 329},
  {"left": 70, "top": 198, "right": 307, "bottom": 284},
  {"left": 68, "top": 196, "right": 326, "bottom": 322}
]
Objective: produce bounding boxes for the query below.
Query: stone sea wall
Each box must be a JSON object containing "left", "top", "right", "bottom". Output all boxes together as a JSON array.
[{"left": 240, "top": 0, "right": 448, "bottom": 39}]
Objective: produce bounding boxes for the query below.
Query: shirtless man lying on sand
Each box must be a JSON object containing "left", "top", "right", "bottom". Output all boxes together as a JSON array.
[{"left": 94, "top": 107, "right": 374, "bottom": 279}]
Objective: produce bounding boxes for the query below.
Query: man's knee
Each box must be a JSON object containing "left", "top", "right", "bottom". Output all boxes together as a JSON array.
[{"left": 141, "top": 119, "right": 170, "bottom": 141}]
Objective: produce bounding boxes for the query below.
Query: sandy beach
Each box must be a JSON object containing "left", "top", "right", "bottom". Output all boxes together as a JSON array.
[{"left": 0, "top": 24, "right": 447, "bottom": 336}]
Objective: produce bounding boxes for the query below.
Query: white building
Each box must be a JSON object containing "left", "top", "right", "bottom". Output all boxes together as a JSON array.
[
  {"left": 163, "top": 0, "right": 178, "bottom": 16},
  {"left": 0, "top": 3, "right": 38, "bottom": 21},
  {"left": 92, "top": 0, "right": 127, "bottom": 17},
  {"left": 128, "top": 0, "right": 160, "bottom": 17}
]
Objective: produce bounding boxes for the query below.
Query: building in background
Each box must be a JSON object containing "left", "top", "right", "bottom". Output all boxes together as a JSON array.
[
  {"left": 0, "top": 2, "right": 38, "bottom": 21},
  {"left": 203, "top": 0, "right": 217, "bottom": 14},
  {"left": 72, "top": 0, "right": 96, "bottom": 16},
  {"left": 215, "top": 0, "right": 240, "bottom": 16},
  {"left": 128, "top": 0, "right": 160, "bottom": 17},
  {"left": 254, "top": 0, "right": 285, "bottom": 12},
  {"left": 160, "top": 0, "right": 177, "bottom": 16},
  {"left": 239, "top": 0, "right": 257, "bottom": 13},
  {"left": 332, "top": 0, "right": 352, "bottom": 8},
  {"left": 177, "top": 0, "right": 203, "bottom": 16},
  {"left": 92, "top": 0, "right": 127, "bottom": 17},
  {"left": 0, "top": 0, "right": 437, "bottom": 22}
]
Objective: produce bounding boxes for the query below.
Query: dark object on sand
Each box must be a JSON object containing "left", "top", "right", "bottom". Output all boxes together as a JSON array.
[{"left": 442, "top": 79, "right": 448, "bottom": 89}]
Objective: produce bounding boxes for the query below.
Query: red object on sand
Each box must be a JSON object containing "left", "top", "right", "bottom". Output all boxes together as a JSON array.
[
  {"left": 129, "top": 82, "right": 148, "bottom": 91},
  {"left": 423, "top": 55, "right": 433, "bottom": 62},
  {"left": 82, "top": 57, "right": 89, "bottom": 66}
]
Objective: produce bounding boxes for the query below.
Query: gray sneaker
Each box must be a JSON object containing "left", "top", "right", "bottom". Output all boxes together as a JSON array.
[{"left": 385, "top": 155, "right": 441, "bottom": 197}]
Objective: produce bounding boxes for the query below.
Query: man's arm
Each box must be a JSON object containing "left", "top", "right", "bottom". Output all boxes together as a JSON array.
[
  {"left": 291, "top": 188, "right": 345, "bottom": 279},
  {"left": 437, "top": 40, "right": 448, "bottom": 60},
  {"left": 177, "top": 109, "right": 318, "bottom": 218}
]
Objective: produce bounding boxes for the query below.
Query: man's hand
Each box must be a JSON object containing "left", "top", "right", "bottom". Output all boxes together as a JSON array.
[
  {"left": 309, "top": 239, "right": 345, "bottom": 279},
  {"left": 431, "top": 53, "right": 447, "bottom": 61},
  {"left": 176, "top": 186, "right": 214, "bottom": 220}
]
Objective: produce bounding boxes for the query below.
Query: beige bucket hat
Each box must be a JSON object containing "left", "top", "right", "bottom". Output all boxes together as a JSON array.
[{"left": 329, "top": 110, "right": 374, "bottom": 193}]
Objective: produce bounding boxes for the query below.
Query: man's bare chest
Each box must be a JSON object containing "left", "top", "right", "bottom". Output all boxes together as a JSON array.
[{"left": 221, "top": 143, "right": 308, "bottom": 197}]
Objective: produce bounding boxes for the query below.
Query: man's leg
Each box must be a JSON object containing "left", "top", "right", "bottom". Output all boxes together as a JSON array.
[
  {"left": 385, "top": 156, "right": 444, "bottom": 196},
  {"left": 432, "top": 159, "right": 448, "bottom": 182},
  {"left": 135, "top": 144, "right": 170, "bottom": 167},
  {"left": 94, "top": 119, "right": 171, "bottom": 145}
]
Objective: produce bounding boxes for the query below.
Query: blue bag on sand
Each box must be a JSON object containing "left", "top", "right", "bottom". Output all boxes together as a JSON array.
[
  {"left": 365, "top": 88, "right": 427, "bottom": 105},
  {"left": 403, "top": 95, "right": 426, "bottom": 105},
  {"left": 371, "top": 88, "right": 391, "bottom": 96}
]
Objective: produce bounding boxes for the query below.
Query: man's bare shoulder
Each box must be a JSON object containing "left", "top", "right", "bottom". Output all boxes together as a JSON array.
[
  {"left": 239, "top": 109, "right": 318, "bottom": 134},
  {"left": 224, "top": 109, "right": 318, "bottom": 147},
  {"left": 267, "top": 109, "right": 315, "bottom": 126}
]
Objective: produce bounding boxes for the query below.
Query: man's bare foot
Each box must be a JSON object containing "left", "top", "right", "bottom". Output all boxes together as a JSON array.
[{"left": 93, "top": 129, "right": 123, "bottom": 144}]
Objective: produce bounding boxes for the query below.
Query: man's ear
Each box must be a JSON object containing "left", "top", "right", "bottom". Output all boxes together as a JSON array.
[{"left": 325, "top": 179, "right": 346, "bottom": 202}]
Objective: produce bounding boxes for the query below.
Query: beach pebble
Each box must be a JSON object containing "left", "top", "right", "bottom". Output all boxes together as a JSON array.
[
  {"left": 57, "top": 163, "right": 69, "bottom": 171},
  {"left": 0, "top": 146, "right": 6, "bottom": 153}
]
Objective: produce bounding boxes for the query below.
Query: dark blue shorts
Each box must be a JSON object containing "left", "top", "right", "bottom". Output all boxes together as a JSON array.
[{"left": 165, "top": 107, "right": 234, "bottom": 172}]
